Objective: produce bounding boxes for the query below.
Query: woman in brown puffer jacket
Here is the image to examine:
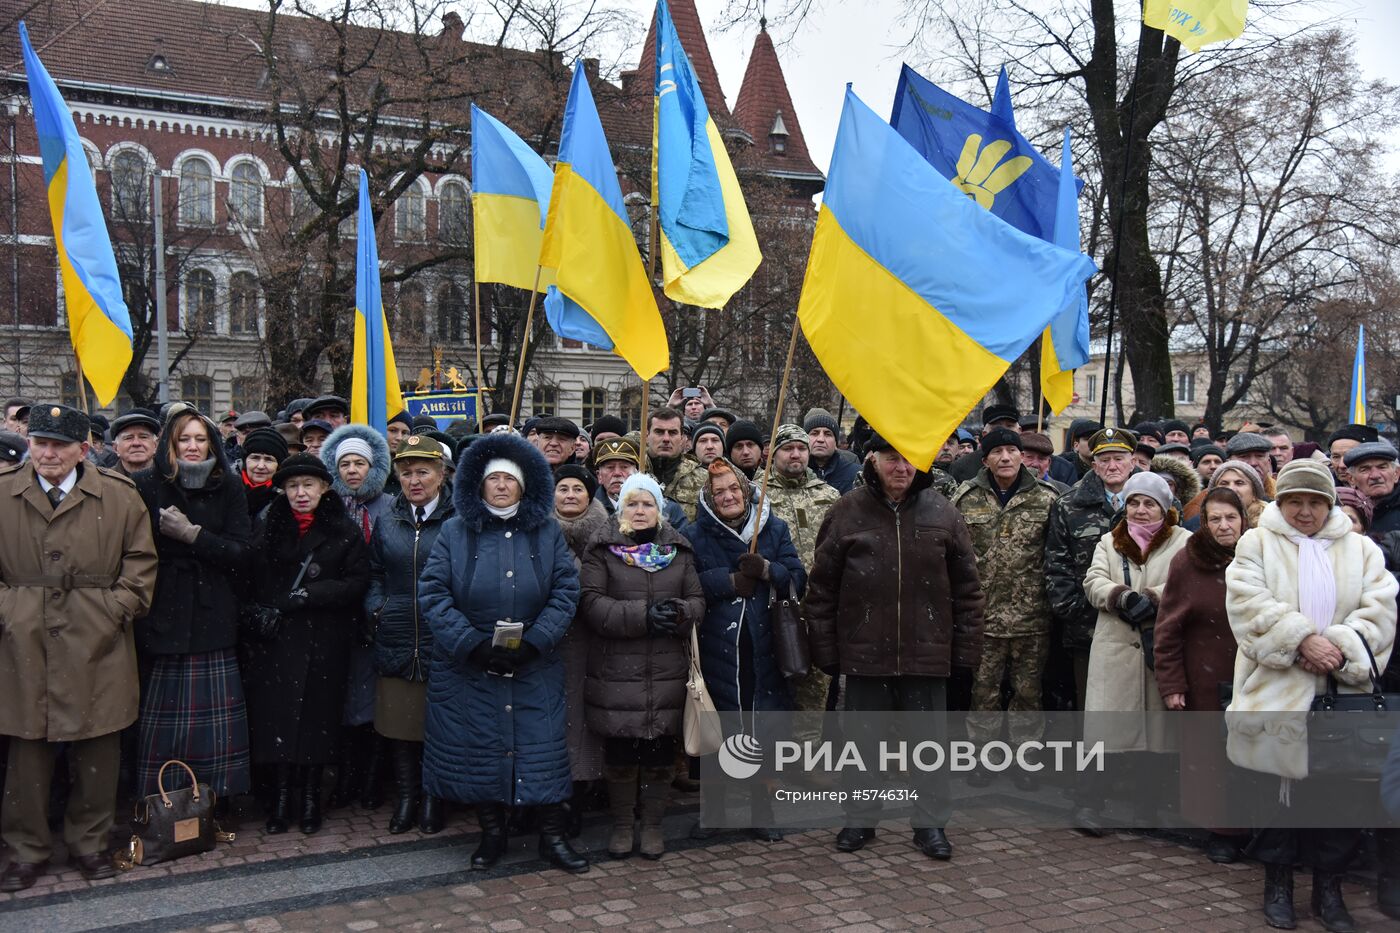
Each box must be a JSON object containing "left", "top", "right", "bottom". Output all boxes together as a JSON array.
[{"left": 579, "top": 473, "right": 705, "bottom": 861}]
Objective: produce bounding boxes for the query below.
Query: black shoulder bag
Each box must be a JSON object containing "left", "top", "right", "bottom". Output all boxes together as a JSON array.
[{"left": 1308, "top": 636, "right": 1399, "bottom": 778}]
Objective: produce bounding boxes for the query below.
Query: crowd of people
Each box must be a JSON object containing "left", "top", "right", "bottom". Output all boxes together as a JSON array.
[{"left": 2, "top": 389, "right": 1400, "bottom": 931}]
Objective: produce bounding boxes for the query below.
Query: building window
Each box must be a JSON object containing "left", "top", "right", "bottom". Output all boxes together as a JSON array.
[
  {"left": 619, "top": 386, "right": 643, "bottom": 433},
  {"left": 229, "top": 162, "right": 263, "bottom": 227},
  {"left": 1176, "top": 371, "right": 1196, "bottom": 405},
  {"left": 231, "top": 376, "right": 262, "bottom": 412},
  {"left": 439, "top": 180, "right": 470, "bottom": 245},
  {"left": 60, "top": 372, "right": 97, "bottom": 411},
  {"left": 396, "top": 183, "right": 426, "bottom": 242},
  {"left": 111, "top": 150, "right": 148, "bottom": 220},
  {"left": 1085, "top": 374, "right": 1098, "bottom": 404},
  {"left": 179, "top": 157, "right": 215, "bottom": 226},
  {"left": 582, "top": 387, "right": 606, "bottom": 426},
  {"left": 289, "top": 172, "right": 316, "bottom": 227},
  {"left": 184, "top": 268, "right": 217, "bottom": 332},
  {"left": 532, "top": 386, "right": 557, "bottom": 416},
  {"left": 181, "top": 375, "right": 213, "bottom": 415},
  {"left": 397, "top": 283, "right": 426, "bottom": 338},
  {"left": 1233, "top": 371, "right": 1249, "bottom": 403},
  {"left": 229, "top": 271, "right": 259, "bottom": 335},
  {"left": 435, "top": 283, "right": 464, "bottom": 343}
]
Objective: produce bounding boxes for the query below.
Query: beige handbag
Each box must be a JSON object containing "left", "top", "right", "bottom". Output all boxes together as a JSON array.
[{"left": 683, "top": 627, "right": 723, "bottom": 756}]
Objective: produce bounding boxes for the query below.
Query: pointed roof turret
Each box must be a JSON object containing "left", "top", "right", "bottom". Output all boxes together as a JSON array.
[
  {"left": 621, "top": 0, "right": 731, "bottom": 123},
  {"left": 733, "top": 22, "right": 821, "bottom": 180}
]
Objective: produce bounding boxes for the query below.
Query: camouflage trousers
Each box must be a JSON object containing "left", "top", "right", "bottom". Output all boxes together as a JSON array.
[
  {"left": 790, "top": 668, "right": 832, "bottom": 744},
  {"left": 966, "top": 634, "right": 1050, "bottom": 745}
]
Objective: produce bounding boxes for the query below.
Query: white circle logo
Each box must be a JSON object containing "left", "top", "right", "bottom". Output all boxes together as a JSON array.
[{"left": 718, "top": 733, "right": 763, "bottom": 780}]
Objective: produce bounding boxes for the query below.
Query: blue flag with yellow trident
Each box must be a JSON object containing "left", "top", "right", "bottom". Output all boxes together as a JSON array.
[{"left": 351, "top": 170, "right": 404, "bottom": 433}]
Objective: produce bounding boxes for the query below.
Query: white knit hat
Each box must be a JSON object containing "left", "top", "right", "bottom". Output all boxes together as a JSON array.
[
  {"left": 482, "top": 457, "right": 524, "bottom": 489},
  {"left": 335, "top": 437, "right": 374, "bottom": 464},
  {"left": 1122, "top": 471, "right": 1173, "bottom": 514}
]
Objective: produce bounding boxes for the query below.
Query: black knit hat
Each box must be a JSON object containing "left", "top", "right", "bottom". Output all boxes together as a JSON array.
[
  {"left": 1161, "top": 419, "right": 1190, "bottom": 436},
  {"left": 980, "top": 426, "right": 1023, "bottom": 458},
  {"left": 272, "top": 452, "right": 332, "bottom": 487},
  {"left": 691, "top": 422, "right": 725, "bottom": 446},
  {"left": 589, "top": 415, "right": 627, "bottom": 438},
  {"left": 1132, "top": 422, "right": 1165, "bottom": 444},
  {"left": 724, "top": 419, "right": 764, "bottom": 457},
  {"left": 388, "top": 411, "right": 413, "bottom": 430},
  {"left": 241, "top": 427, "right": 289, "bottom": 463},
  {"left": 554, "top": 463, "right": 598, "bottom": 500}
]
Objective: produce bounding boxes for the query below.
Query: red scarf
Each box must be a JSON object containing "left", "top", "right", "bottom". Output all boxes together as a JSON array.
[
  {"left": 293, "top": 509, "right": 315, "bottom": 538},
  {"left": 242, "top": 470, "right": 272, "bottom": 491}
]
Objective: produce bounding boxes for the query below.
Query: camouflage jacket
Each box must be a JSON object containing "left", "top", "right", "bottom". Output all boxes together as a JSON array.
[
  {"left": 766, "top": 468, "right": 841, "bottom": 571},
  {"left": 1044, "top": 471, "right": 1121, "bottom": 651},
  {"left": 851, "top": 463, "right": 960, "bottom": 501},
  {"left": 950, "top": 467, "right": 1059, "bottom": 637},
  {"left": 659, "top": 455, "right": 707, "bottom": 523}
]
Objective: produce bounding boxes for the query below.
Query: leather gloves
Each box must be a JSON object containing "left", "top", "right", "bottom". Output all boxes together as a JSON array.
[
  {"left": 472, "top": 640, "right": 540, "bottom": 675},
  {"left": 159, "top": 506, "right": 201, "bottom": 544},
  {"left": 1117, "top": 591, "right": 1157, "bottom": 629},
  {"left": 646, "top": 600, "right": 680, "bottom": 636}
]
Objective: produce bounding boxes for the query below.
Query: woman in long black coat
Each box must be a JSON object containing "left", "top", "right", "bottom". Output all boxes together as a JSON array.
[
  {"left": 243, "top": 453, "right": 369, "bottom": 835},
  {"left": 132, "top": 408, "right": 252, "bottom": 805}
]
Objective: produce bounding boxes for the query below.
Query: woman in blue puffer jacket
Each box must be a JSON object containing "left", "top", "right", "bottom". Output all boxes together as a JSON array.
[{"left": 418, "top": 431, "right": 587, "bottom": 875}]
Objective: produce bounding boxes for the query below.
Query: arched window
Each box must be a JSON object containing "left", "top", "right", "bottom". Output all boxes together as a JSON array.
[
  {"left": 229, "top": 271, "right": 259, "bottom": 335},
  {"left": 398, "top": 283, "right": 426, "bottom": 337},
  {"left": 582, "top": 387, "right": 606, "bottom": 427},
  {"left": 435, "top": 283, "right": 465, "bottom": 343},
  {"left": 229, "top": 162, "right": 263, "bottom": 227},
  {"left": 111, "top": 150, "right": 148, "bottom": 219},
  {"left": 184, "top": 268, "right": 217, "bottom": 332},
  {"left": 288, "top": 169, "right": 317, "bottom": 228},
  {"left": 439, "top": 180, "right": 469, "bottom": 245},
  {"left": 180, "top": 375, "right": 213, "bottom": 415},
  {"left": 179, "top": 157, "right": 214, "bottom": 226},
  {"left": 532, "top": 386, "right": 557, "bottom": 417},
  {"left": 396, "top": 182, "right": 426, "bottom": 242}
]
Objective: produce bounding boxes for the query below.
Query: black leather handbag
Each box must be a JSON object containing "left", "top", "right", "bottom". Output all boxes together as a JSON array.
[
  {"left": 239, "top": 553, "right": 314, "bottom": 642},
  {"left": 769, "top": 579, "right": 811, "bottom": 680},
  {"left": 1308, "top": 637, "right": 1398, "bottom": 779},
  {"left": 115, "top": 760, "right": 233, "bottom": 869}
]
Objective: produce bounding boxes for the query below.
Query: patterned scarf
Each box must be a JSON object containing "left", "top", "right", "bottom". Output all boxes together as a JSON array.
[{"left": 608, "top": 542, "right": 678, "bottom": 573}]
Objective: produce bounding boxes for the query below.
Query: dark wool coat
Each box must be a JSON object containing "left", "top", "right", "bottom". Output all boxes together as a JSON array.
[
  {"left": 810, "top": 448, "right": 860, "bottom": 495},
  {"left": 579, "top": 520, "right": 706, "bottom": 739},
  {"left": 557, "top": 497, "right": 611, "bottom": 781},
  {"left": 240, "top": 474, "right": 277, "bottom": 518},
  {"left": 241, "top": 494, "right": 369, "bottom": 764},
  {"left": 365, "top": 491, "right": 456, "bottom": 682},
  {"left": 688, "top": 497, "right": 805, "bottom": 714},
  {"left": 133, "top": 418, "right": 251, "bottom": 655},
  {"left": 419, "top": 432, "right": 580, "bottom": 806},
  {"left": 805, "top": 460, "right": 986, "bottom": 677}
]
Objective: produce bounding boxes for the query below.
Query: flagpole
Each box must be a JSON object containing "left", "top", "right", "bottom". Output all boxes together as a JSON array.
[
  {"left": 74, "top": 354, "right": 90, "bottom": 415},
  {"left": 507, "top": 266, "right": 544, "bottom": 427},
  {"left": 749, "top": 315, "right": 802, "bottom": 554},
  {"left": 639, "top": 373, "right": 653, "bottom": 474},
  {"left": 473, "top": 279, "right": 487, "bottom": 431}
]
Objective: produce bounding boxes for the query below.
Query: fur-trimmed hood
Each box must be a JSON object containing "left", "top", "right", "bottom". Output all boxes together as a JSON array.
[
  {"left": 1110, "top": 508, "right": 1182, "bottom": 565},
  {"left": 321, "top": 423, "right": 392, "bottom": 502},
  {"left": 151, "top": 410, "right": 233, "bottom": 486},
  {"left": 1150, "top": 454, "right": 1200, "bottom": 506},
  {"left": 452, "top": 430, "right": 555, "bottom": 530}
]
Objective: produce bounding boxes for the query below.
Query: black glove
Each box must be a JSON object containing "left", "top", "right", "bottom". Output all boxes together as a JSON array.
[
  {"left": 731, "top": 572, "right": 757, "bottom": 598},
  {"left": 468, "top": 640, "right": 494, "bottom": 668},
  {"left": 737, "top": 553, "right": 769, "bottom": 580},
  {"left": 284, "top": 588, "right": 310, "bottom": 612},
  {"left": 646, "top": 601, "right": 679, "bottom": 635},
  {"left": 486, "top": 644, "right": 519, "bottom": 676},
  {"left": 1118, "top": 591, "right": 1157, "bottom": 629},
  {"left": 512, "top": 642, "right": 540, "bottom": 666}
]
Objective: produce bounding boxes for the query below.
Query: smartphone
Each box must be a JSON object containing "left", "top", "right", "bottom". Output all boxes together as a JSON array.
[{"left": 681, "top": 387, "right": 702, "bottom": 399}]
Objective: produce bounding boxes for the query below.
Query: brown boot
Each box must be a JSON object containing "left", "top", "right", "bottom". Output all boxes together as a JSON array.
[
  {"left": 638, "top": 767, "right": 672, "bottom": 860},
  {"left": 604, "top": 765, "right": 639, "bottom": 859}
]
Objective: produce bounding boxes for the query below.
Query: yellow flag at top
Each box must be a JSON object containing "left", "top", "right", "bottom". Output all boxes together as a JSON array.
[{"left": 1143, "top": 0, "right": 1247, "bottom": 53}]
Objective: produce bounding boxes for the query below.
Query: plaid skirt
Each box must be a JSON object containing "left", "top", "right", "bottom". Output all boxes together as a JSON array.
[{"left": 136, "top": 649, "right": 252, "bottom": 799}]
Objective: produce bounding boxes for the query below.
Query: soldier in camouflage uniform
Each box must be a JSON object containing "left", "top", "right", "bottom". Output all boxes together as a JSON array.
[
  {"left": 951, "top": 428, "right": 1059, "bottom": 779},
  {"left": 764, "top": 424, "right": 841, "bottom": 742}
]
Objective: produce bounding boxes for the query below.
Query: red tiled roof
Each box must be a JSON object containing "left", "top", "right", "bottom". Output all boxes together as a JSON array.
[{"left": 732, "top": 26, "right": 820, "bottom": 178}]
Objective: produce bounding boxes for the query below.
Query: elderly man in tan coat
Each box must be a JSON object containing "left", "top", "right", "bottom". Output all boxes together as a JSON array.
[{"left": 0, "top": 404, "right": 157, "bottom": 891}]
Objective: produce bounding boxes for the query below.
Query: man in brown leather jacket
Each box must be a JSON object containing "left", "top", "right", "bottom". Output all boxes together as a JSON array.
[{"left": 805, "top": 432, "right": 985, "bottom": 861}]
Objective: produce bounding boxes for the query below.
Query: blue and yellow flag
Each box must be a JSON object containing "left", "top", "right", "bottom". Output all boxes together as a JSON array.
[
  {"left": 20, "top": 22, "right": 133, "bottom": 406},
  {"left": 1349, "top": 324, "right": 1366, "bottom": 425},
  {"left": 470, "top": 104, "right": 556, "bottom": 294},
  {"left": 1144, "top": 0, "right": 1248, "bottom": 53},
  {"left": 1040, "top": 127, "right": 1092, "bottom": 414},
  {"left": 652, "top": 0, "right": 760, "bottom": 308},
  {"left": 540, "top": 63, "right": 668, "bottom": 378},
  {"left": 351, "top": 170, "right": 404, "bottom": 434},
  {"left": 798, "top": 89, "right": 1097, "bottom": 470},
  {"left": 890, "top": 63, "right": 1077, "bottom": 243}
]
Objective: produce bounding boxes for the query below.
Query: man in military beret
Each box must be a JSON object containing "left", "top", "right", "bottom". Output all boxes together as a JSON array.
[
  {"left": 591, "top": 436, "right": 685, "bottom": 526},
  {"left": 0, "top": 405, "right": 158, "bottom": 890}
]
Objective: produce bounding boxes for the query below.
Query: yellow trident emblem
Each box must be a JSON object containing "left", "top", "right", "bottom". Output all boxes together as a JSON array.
[{"left": 954, "top": 135, "right": 1032, "bottom": 210}]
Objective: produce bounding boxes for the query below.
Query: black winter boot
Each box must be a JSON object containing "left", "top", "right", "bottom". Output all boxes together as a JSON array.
[
  {"left": 327, "top": 727, "right": 360, "bottom": 809},
  {"left": 538, "top": 803, "right": 590, "bottom": 874},
  {"left": 1310, "top": 869, "right": 1356, "bottom": 933},
  {"left": 300, "top": 766, "right": 324, "bottom": 834},
  {"left": 359, "top": 729, "right": 387, "bottom": 810},
  {"left": 1262, "top": 862, "right": 1296, "bottom": 930},
  {"left": 388, "top": 741, "right": 421, "bottom": 834},
  {"left": 471, "top": 803, "right": 508, "bottom": 870},
  {"left": 265, "top": 765, "right": 294, "bottom": 835},
  {"left": 418, "top": 794, "right": 444, "bottom": 834}
]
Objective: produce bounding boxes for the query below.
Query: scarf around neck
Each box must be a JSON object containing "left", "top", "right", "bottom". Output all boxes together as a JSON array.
[
  {"left": 485, "top": 501, "right": 520, "bottom": 520},
  {"left": 293, "top": 509, "right": 315, "bottom": 538},
  {"left": 178, "top": 457, "right": 217, "bottom": 490},
  {"left": 609, "top": 540, "right": 678, "bottom": 572},
  {"left": 1128, "top": 519, "right": 1164, "bottom": 556},
  {"left": 1288, "top": 532, "right": 1337, "bottom": 634}
]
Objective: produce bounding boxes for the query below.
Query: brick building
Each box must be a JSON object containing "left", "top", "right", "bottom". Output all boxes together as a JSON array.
[{"left": 0, "top": 0, "right": 823, "bottom": 424}]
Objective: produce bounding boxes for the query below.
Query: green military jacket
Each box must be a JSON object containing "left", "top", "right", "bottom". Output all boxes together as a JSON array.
[
  {"left": 766, "top": 468, "right": 841, "bottom": 571},
  {"left": 660, "top": 455, "right": 707, "bottom": 523},
  {"left": 950, "top": 466, "right": 1060, "bottom": 637}
]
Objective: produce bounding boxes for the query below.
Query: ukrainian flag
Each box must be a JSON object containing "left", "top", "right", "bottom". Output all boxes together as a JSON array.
[
  {"left": 540, "top": 63, "right": 668, "bottom": 379},
  {"left": 20, "top": 22, "right": 132, "bottom": 406},
  {"left": 652, "top": 0, "right": 760, "bottom": 308},
  {"left": 1144, "top": 0, "right": 1248, "bottom": 53},
  {"left": 351, "top": 170, "right": 404, "bottom": 434},
  {"left": 1349, "top": 324, "right": 1366, "bottom": 425},
  {"left": 471, "top": 104, "right": 556, "bottom": 294},
  {"left": 1040, "top": 127, "right": 1091, "bottom": 414},
  {"left": 798, "top": 89, "right": 1097, "bottom": 470}
]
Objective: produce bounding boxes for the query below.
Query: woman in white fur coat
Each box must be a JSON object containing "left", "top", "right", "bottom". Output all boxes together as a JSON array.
[{"left": 1225, "top": 458, "right": 1397, "bottom": 932}]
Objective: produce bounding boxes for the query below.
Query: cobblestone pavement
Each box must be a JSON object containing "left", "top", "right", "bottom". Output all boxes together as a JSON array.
[{"left": 0, "top": 794, "right": 1393, "bottom": 932}]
